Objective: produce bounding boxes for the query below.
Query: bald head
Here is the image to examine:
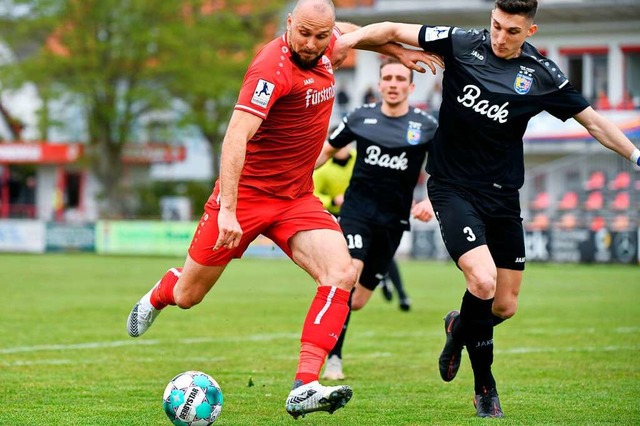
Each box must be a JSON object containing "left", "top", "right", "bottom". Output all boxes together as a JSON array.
[{"left": 292, "top": 0, "right": 335, "bottom": 20}]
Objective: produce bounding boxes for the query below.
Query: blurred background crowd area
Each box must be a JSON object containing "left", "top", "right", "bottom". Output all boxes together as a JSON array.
[{"left": 0, "top": 0, "right": 638, "bottom": 238}]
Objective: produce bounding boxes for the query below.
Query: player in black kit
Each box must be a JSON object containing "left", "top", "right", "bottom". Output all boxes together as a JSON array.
[
  {"left": 334, "top": 0, "right": 640, "bottom": 418},
  {"left": 315, "top": 58, "right": 438, "bottom": 381}
]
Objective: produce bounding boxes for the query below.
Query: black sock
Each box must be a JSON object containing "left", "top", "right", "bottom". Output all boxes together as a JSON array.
[
  {"left": 492, "top": 314, "right": 505, "bottom": 327},
  {"left": 460, "top": 290, "right": 496, "bottom": 394},
  {"left": 387, "top": 259, "right": 407, "bottom": 300},
  {"left": 328, "top": 289, "right": 353, "bottom": 359}
]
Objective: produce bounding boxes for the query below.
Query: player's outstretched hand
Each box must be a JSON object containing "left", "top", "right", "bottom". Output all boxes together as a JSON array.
[{"left": 397, "top": 48, "right": 444, "bottom": 75}]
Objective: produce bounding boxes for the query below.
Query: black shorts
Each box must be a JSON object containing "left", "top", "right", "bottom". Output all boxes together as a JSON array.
[
  {"left": 339, "top": 216, "right": 405, "bottom": 290},
  {"left": 427, "top": 178, "right": 525, "bottom": 271}
]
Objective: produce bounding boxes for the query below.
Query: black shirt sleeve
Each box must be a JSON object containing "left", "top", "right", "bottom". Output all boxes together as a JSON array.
[
  {"left": 328, "top": 118, "right": 357, "bottom": 149},
  {"left": 540, "top": 84, "right": 590, "bottom": 122},
  {"left": 418, "top": 25, "right": 455, "bottom": 57}
]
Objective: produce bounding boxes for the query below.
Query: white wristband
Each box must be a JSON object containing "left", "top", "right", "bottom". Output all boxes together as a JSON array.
[{"left": 631, "top": 148, "right": 640, "bottom": 166}]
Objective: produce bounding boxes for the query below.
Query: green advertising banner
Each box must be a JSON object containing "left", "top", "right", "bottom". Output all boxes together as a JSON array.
[
  {"left": 95, "top": 221, "right": 197, "bottom": 256},
  {"left": 46, "top": 222, "right": 96, "bottom": 252}
]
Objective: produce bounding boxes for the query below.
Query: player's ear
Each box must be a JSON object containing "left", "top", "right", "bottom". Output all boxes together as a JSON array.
[{"left": 527, "top": 23, "right": 538, "bottom": 38}]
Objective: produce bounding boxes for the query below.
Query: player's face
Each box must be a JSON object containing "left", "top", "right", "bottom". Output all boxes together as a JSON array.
[
  {"left": 287, "top": 11, "right": 334, "bottom": 69},
  {"left": 378, "top": 63, "right": 414, "bottom": 107},
  {"left": 490, "top": 8, "right": 538, "bottom": 60}
]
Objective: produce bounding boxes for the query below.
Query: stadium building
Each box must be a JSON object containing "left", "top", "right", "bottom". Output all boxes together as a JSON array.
[{"left": 333, "top": 0, "right": 640, "bottom": 264}]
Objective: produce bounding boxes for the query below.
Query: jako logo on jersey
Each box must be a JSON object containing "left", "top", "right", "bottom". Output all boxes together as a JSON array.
[
  {"left": 251, "top": 79, "right": 275, "bottom": 108},
  {"left": 514, "top": 70, "right": 534, "bottom": 95},
  {"left": 364, "top": 146, "right": 408, "bottom": 170},
  {"left": 457, "top": 85, "right": 509, "bottom": 123},
  {"left": 305, "top": 85, "right": 335, "bottom": 108},
  {"left": 515, "top": 257, "right": 526, "bottom": 263},
  {"left": 303, "top": 78, "right": 315, "bottom": 85},
  {"left": 424, "top": 26, "right": 450, "bottom": 42},
  {"left": 406, "top": 121, "right": 422, "bottom": 145},
  {"left": 364, "top": 118, "right": 378, "bottom": 124},
  {"left": 471, "top": 50, "right": 484, "bottom": 61}
]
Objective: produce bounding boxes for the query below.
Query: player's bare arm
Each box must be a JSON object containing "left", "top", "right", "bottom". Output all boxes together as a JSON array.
[
  {"left": 340, "top": 22, "right": 422, "bottom": 49},
  {"left": 573, "top": 106, "right": 640, "bottom": 164},
  {"left": 314, "top": 141, "right": 340, "bottom": 169},
  {"left": 333, "top": 21, "right": 443, "bottom": 74},
  {"left": 215, "top": 110, "right": 263, "bottom": 250},
  {"left": 333, "top": 22, "right": 424, "bottom": 64}
]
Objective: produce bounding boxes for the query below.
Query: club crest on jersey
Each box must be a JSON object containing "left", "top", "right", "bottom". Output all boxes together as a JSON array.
[
  {"left": 251, "top": 79, "right": 275, "bottom": 108},
  {"left": 406, "top": 121, "right": 422, "bottom": 145},
  {"left": 322, "top": 56, "right": 333, "bottom": 74},
  {"left": 514, "top": 72, "right": 533, "bottom": 95}
]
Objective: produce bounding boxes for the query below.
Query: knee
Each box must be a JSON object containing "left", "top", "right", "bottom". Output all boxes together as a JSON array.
[
  {"left": 493, "top": 300, "right": 517, "bottom": 320},
  {"left": 324, "top": 262, "right": 357, "bottom": 291},
  {"left": 350, "top": 298, "right": 365, "bottom": 311},
  {"left": 466, "top": 270, "right": 497, "bottom": 299},
  {"left": 173, "top": 291, "right": 203, "bottom": 309}
]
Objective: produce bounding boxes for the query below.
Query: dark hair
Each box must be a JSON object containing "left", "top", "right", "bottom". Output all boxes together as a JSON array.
[
  {"left": 495, "top": 0, "right": 537, "bottom": 20},
  {"left": 379, "top": 57, "right": 414, "bottom": 83}
]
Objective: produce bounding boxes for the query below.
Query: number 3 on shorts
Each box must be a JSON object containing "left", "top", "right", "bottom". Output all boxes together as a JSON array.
[{"left": 463, "top": 226, "right": 476, "bottom": 242}]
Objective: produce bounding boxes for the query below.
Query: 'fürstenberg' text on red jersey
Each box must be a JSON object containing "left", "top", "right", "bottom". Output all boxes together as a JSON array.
[{"left": 234, "top": 30, "right": 339, "bottom": 198}]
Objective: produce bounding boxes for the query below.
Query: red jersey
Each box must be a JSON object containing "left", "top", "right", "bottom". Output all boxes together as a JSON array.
[{"left": 233, "top": 29, "right": 340, "bottom": 199}]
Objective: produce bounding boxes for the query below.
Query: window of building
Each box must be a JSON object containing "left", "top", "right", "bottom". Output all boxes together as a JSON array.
[
  {"left": 560, "top": 47, "right": 609, "bottom": 107},
  {"left": 64, "top": 171, "right": 82, "bottom": 209},
  {"left": 622, "top": 46, "right": 640, "bottom": 109}
]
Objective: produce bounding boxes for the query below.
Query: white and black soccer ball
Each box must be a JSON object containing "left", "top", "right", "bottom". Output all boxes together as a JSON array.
[{"left": 162, "top": 371, "right": 223, "bottom": 425}]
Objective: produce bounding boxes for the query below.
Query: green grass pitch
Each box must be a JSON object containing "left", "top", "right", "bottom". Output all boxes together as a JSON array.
[{"left": 1, "top": 253, "right": 638, "bottom": 425}]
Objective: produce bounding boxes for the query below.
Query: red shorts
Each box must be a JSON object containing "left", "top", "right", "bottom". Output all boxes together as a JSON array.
[{"left": 188, "top": 182, "right": 341, "bottom": 266}]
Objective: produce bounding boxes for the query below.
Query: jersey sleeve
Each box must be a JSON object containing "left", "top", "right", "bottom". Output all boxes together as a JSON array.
[
  {"left": 328, "top": 116, "right": 357, "bottom": 149},
  {"left": 234, "top": 44, "right": 293, "bottom": 120},
  {"left": 418, "top": 25, "right": 461, "bottom": 58},
  {"left": 540, "top": 84, "right": 590, "bottom": 121},
  {"left": 534, "top": 56, "right": 590, "bottom": 121}
]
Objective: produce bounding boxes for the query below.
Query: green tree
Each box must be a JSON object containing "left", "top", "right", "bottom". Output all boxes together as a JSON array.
[
  {"left": 163, "top": 0, "right": 287, "bottom": 179},
  {"left": 0, "top": 0, "right": 286, "bottom": 217}
]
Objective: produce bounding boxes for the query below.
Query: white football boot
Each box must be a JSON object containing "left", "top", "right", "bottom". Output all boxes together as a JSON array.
[
  {"left": 285, "top": 380, "right": 353, "bottom": 419},
  {"left": 322, "top": 355, "right": 345, "bottom": 381},
  {"left": 126, "top": 282, "right": 161, "bottom": 337}
]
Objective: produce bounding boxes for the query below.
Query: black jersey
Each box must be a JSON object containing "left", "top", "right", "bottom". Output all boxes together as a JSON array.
[
  {"left": 417, "top": 26, "right": 590, "bottom": 190},
  {"left": 328, "top": 103, "right": 437, "bottom": 230}
]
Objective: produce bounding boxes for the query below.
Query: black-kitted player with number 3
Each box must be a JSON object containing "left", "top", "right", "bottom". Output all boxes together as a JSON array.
[{"left": 333, "top": 0, "right": 640, "bottom": 418}]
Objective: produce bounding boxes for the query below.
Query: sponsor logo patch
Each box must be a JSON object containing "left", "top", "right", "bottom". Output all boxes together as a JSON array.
[
  {"left": 424, "top": 26, "right": 450, "bottom": 42},
  {"left": 251, "top": 79, "right": 275, "bottom": 108}
]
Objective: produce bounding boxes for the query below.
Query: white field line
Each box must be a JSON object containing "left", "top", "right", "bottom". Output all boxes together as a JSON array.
[
  {"left": 0, "top": 333, "right": 299, "bottom": 355},
  {"left": 1, "top": 328, "right": 637, "bottom": 358},
  {"left": 5, "top": 356, "right": 227, "bottom": 367},
  {"left": 3, "top": 344, "right": 638, "bottom": 368}
]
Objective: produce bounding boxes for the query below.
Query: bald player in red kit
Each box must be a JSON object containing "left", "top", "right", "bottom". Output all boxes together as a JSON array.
[{"left": 126, "top": 0, "right": 442, "bottom": 419}]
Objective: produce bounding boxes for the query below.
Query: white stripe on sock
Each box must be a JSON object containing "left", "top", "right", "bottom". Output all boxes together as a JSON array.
[{"left": 314, "top": 286, "right": 337, "bottom": 325}]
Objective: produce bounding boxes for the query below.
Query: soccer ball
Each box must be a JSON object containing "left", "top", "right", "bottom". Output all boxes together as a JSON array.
[{"left": 163, "top": 371, "right": 223, "bottom": 425}]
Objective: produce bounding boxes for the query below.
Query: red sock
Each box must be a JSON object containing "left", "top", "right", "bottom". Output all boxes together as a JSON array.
[
  {"left": 295, "top": 286, "right": 350, "bottom": 384},
  {"left": 149, "top": 268, "right": 182, "bottom": 309}
]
